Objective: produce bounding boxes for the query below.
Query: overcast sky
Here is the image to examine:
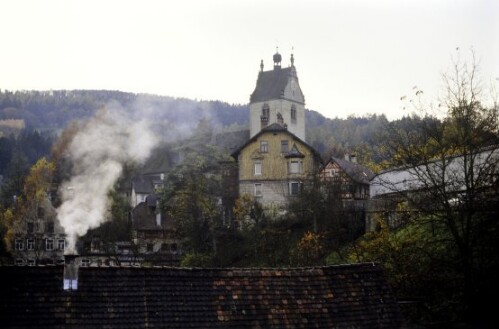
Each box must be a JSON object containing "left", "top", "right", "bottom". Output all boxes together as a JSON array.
[{"left": 1, "top": 0, "right": 498, "bottom": 120}]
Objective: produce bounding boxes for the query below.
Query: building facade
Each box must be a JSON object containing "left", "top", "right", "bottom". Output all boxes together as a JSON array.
[
  {"left": 233, "top": 124, "right": 321, "bottom": 207},
  {"left": 11, "top": 196, "right": 67, "bottom": 266}
]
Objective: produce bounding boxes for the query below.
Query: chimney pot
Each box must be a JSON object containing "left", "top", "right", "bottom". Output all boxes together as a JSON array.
[{"left": 63, "top": 254, "right": 79, "bottom": 290}]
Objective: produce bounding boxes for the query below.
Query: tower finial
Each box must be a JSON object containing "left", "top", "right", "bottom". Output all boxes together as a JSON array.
[
  {"left": 273, "top": 47, "right": 282, "bottom": 68},
  {"left": 260, "top": 59, "right": 264, "bottom": 72}
]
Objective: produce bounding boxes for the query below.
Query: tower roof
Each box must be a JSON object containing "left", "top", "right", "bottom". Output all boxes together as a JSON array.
[{"left": 250, "top": 67, "right": 300, "bottom": 103}]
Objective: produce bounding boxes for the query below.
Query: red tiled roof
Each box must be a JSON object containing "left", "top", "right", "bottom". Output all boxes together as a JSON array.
[{"left": 0, "top": 263, "right": 404, "bottom": 328}]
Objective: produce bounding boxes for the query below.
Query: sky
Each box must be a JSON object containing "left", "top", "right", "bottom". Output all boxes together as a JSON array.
[{"left": 1, "top": 0, "right": 498, "bottom": 120}]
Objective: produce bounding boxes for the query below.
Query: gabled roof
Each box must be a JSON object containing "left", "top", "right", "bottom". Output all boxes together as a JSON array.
[
  {"left": 250, "top": 67, "right": 304, "bottom": 104},
  {"left": 132, "top": 173, "right": 164, "bottom": 194},
  {"left": 329, "top": 157, "right": 375, "bottom": 184},
  {"left": 231, "top": 124, "right": 321, "bottom": 162},
  {"left": 0, "top": 263, "right": 404, "bottom": 329},
  {"left": 370, "top": 146, "right": 499, "bottom": 198},
  {"left": 285, "top": 144, "right": 305, "bottom": 158}
]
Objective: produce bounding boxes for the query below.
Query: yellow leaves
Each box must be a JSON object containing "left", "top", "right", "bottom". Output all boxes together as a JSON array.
[
  {"left": 291, "top": 231, "right": 326, "bottom": 266},
  {"left": 2, "top": 208, "right": 16, "bottom": 252},
  {"left": 233, "top": 194, "right": 255, "bottom": 222},
  {"left": 23, "top": 157, "right": 55, "bottom": 201}
]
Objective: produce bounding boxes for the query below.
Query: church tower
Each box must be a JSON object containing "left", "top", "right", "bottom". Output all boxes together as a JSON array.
[{"left": 249, "top": 51, "right": 306, "bottom": 141}]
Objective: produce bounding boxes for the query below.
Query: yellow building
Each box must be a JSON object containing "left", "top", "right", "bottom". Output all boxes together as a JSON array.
[{"left": 232, "top": 123, "right": 321, "bottom": 207}]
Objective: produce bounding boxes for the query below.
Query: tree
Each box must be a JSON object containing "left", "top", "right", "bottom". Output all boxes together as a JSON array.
[
  {"left": 161, "top": 149, "right": 224, "bottom": 256},
  {"left": 378, "top": 51, "right": 499, "bottom": 324},
  {"left": 0, "top": 151, "right": 29, "bottom": 208},
  {"left": 2, "top": 158, "right": 55, "bottom": 252},
  {"left": 288, "top": 173, "right": 365, "bottom": 250}
]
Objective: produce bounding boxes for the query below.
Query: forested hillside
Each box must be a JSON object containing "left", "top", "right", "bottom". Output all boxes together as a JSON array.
[{"left": 1, "top": 89, "right": 425, "bottom": 174}]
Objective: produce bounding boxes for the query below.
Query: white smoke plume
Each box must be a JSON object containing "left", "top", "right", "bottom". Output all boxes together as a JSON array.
[{"left": 57, "top": 101, "right": 158, "bottom": 253}]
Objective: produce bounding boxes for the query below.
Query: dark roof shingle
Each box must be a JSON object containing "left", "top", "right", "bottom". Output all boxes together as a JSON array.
[{"left": 0, "top": 263, "right": 404, "bottom": 328}]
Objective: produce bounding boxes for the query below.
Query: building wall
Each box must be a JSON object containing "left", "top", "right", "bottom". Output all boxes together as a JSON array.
[
  {"left": 237, "top": 130, "right": 317, "bottom": 206},
  {"left": 250, "top": 99, "right": 305, "bottom": 141},
  {"left": 12, "top": 198, "right": 67, "bottom": 265}
]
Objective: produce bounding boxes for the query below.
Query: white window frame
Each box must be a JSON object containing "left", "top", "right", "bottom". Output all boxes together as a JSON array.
[
  {"left": 289, "top": 160, "right": 302, "bottom": 174},
  {"left": 260, "top": 141, "right": 268, "bottom": 153},
  {"left": 15, "top": 239, "right": 24, "bottom": 250},
  {"left": 27, "top": 239, "right": 35, "bottom": 250},
  {"left": 254, "top": 161, "right": 262, "bottom": 176},
  {"left": 254, "top": 183, "right": 263, "bottom": 197},
  {"left": 58, "top": 239, "right": 66, "bottom": 250},
  {"left": 46, "top": 238, "right": 54, "bottom": 251},
  {"left": 27, "top": 259, "right": 36, "bottom": 266}
]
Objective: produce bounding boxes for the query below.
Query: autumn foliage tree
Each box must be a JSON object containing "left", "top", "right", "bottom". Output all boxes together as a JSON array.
[
  {"left": 375, "top": 51, "right": 499, "bottom": 325},
  {"left": 2, "top": 158, "right": 55, "bottom": 252}
]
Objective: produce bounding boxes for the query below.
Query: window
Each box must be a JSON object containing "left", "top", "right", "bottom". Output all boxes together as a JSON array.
[
  {"left": 291, "top": 105, "right": 297, "bottom": 123},
  {"left": 289, "top": 160, "right": 302, "bottom": 174},
  {"left": 262, "top": 103, "right": 269, "bottom": 118},
  {"left": 81, "top": 259, "right": 90, "bottom": 267},
  {"left": 27, "top": 259, "right": 36, "bottom": 266},
  {"left": 146, "top": 243, "right": 154, "bottom": 252},
  {"left": 260, "top": 141, "right": 268, "bottom": 153},
  {"left": 254, "top": 183, "right": 262, "bottom": 197},
  {"left": 27, "top": 239, "right": 35, "bottom": 250},
  {"left": 58, "top": 239, "right": 65, "bottom": 250},
  {"left": 27, "top": 222, "right": 34, "bottom": 233},
  {"left": 329, "top": 169, "right": 337, "bottom": 177},
  {"left": 46, "top": 239, "right": 54, "bottom": 251},
  {"left": 15, "top": 258, "right": 24, "bottom": 266},
  {"left": 281, "top": 140, "right": 289, "bottom": 153},
  {"left": 289, "top": 182, "right": 301, "bottom": 196},
  {"left": 15, "top": 239, "right": 24, "bottom": 250},
  {"left": 47, "top": 221, "right": 54, "bottom": 234},
  {"left": 254, "top": 161, "right": 262, "bottom": 176}
]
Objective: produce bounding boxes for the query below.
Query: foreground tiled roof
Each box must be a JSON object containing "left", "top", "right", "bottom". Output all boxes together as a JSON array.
[{"left": 0, "top": 263, "right": 404, "bottom": 329}]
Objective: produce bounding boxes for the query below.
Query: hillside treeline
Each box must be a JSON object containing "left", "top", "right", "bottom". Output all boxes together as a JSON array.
[{"left": 1, "top": 89, "right": 438, "bottom": 170}]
